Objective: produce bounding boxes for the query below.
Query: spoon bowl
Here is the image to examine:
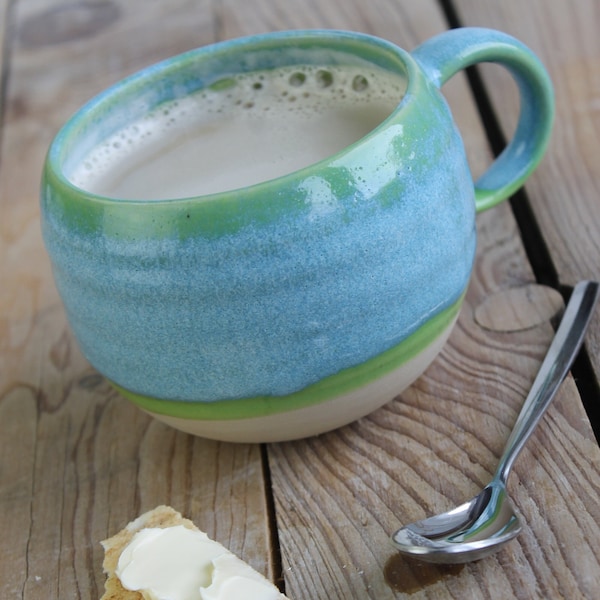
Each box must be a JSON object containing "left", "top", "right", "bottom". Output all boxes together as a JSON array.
[
  {"left": 391, "top": 280, "right": 600, "bottom": 563},
  {"left": 392, "top": 481, "right": 521, "bottom": 563}
]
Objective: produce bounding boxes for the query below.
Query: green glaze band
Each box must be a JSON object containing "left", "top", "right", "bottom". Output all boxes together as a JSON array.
[{"left": 113, "top": 292, "right": 464, "bottom": 420}]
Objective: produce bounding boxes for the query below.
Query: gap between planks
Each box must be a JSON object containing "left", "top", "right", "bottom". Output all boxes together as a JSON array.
[{"left": 437, "top": 0, "right": 600, "bottom": 445}]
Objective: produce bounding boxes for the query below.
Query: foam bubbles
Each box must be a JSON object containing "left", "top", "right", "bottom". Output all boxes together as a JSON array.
[
  {"left": 70, "top": 64, "right": 407, "bottom": 199},
  {"left": 288, "top": 72, "right": 306, "bottom": 87}
]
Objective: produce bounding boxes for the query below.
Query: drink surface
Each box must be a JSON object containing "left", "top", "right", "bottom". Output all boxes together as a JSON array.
[{"left": 71, "top": 64, "right": 406, "bottom": 199}]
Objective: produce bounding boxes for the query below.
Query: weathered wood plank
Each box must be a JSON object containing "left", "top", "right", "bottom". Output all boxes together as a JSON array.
[
  {"left": 448, "top": 0, "right": 600, "bottom": 379},
  {"left": 0, "top": 1, "right": 273, "bottom": 598}
]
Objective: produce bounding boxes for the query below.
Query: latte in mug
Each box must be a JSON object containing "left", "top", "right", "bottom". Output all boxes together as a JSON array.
[{"left": 70, "top": 64, "right": 406, "bottom": 199}]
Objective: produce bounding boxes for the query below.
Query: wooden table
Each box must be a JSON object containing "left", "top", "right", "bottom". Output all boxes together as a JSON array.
[{"left": 1, "top": 1, "right": 599, "bottom": 598}]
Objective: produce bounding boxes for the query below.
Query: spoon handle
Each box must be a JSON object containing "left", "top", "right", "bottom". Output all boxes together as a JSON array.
[{"left": 494, "top": 280, "right": 599, "bottom": 485}]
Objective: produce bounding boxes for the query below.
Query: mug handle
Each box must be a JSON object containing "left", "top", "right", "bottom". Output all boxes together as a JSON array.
[{"left": 411, "top": 27, "right": 554, "bottom": 213}]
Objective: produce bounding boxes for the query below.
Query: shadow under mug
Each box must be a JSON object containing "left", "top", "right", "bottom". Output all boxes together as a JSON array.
[{"left": 41, "top": 28, "right": 554, "bottom": 442}]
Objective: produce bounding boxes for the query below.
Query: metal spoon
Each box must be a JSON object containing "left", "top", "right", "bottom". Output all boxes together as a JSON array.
[{"left": 391, "top": 280, "right": 600, "bottom": 564}]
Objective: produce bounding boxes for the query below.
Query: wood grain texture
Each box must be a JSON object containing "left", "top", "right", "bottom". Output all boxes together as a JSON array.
[
  {"left": 1, "top": 0, "right": 599, "bottom": 599},
  {"left": 448, "top": 0, "right": 600, "bottom": 380}
]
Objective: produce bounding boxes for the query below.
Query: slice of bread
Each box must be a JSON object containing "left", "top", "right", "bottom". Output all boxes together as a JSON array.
[{"left": 100, "top": 505, "right": 288, "bottom": 599}]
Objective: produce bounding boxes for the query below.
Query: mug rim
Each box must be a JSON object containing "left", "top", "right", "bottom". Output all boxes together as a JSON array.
[{"left": 45, "top": 29, "right": 422, "bottom": 208}]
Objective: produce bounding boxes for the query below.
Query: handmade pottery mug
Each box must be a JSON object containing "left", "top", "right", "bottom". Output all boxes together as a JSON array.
[{"left": 41, "top": 28, "right": 553, "bottom": 442}]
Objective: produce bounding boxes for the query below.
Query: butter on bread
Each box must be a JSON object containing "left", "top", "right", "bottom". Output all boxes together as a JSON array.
[
  {"left": 101, "top": 506, "right": 286, "bottom": 600},
  {"left": 100, "top": 505, "right": 199, "bottom": 600}
]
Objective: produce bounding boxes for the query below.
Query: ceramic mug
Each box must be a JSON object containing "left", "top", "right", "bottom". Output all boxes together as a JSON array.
[{"left": 41, "top": 28, "right": 553, "bottom": 442}]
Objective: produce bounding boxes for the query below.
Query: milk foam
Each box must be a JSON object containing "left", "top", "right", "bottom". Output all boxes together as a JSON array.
[{"left": 71, "top": 64, "right": 406, "bottom": 200}]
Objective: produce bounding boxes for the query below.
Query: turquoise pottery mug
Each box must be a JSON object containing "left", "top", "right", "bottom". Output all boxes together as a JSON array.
[{"left": 41, "top": 28, "right": 553, "bottom": 442}]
